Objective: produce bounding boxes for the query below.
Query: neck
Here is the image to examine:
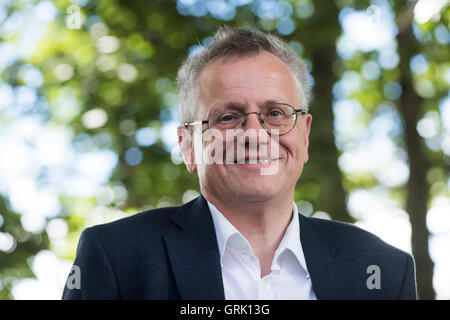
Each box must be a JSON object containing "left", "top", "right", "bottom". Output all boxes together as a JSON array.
[{"left": 203, "top": 188, "right": 294, "bottom": 275}]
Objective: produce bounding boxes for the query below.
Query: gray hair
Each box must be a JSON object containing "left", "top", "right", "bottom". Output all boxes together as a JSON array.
[{"left": 176, "top": 26, "right": 311, "bottom": 124}]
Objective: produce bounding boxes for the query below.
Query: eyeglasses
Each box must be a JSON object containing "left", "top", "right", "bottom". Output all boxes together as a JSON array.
[{"left": 184, "top": 103, "right": 308, "bottom": 141}]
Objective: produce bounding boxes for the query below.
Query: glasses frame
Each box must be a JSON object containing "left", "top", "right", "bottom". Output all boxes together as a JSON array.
[{"left": 184, "top": 103, "right": 308, "bottom": 136}]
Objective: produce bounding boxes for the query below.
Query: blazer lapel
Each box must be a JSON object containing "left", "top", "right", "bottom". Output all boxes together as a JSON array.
[
  {"left": 163, "top": 196, "right": 361, "bottom": 300},
  {"left": 163, "top": 195, "right": 225, "bottom": 300},
  {"left": 299, "top": 214, "right": 360, "bottom": 300}
]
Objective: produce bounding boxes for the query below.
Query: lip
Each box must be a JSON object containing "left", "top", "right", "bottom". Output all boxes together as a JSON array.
[{"left": 232, "top": 158, "right": 280, "bottom": 165}]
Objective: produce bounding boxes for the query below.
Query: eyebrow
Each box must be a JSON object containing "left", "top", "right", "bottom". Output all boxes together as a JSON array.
[
  {"left": 215, "top": 99, "right": 284, "bottom": 111},
  {"left": 207, "top": 102, "right": 245, "bottom": 117},
  {"left": 221, "top": 102, "right": 246, "bottom": 111}
]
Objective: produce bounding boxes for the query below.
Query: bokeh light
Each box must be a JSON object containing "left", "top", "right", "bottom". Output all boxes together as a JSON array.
[{"left": 0, "top": 0, "right": 449, "bottom": 300}]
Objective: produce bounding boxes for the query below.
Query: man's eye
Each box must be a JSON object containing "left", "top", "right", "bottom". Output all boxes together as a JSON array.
[
  {"left": 268, "top": 109, "right": 283, "bottom": 118},
  {"left": 219, "top": 113, "right": 238, "bottom": 122}
]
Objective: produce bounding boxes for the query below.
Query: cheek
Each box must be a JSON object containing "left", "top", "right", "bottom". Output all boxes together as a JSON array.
[
  {"left": 197, "top": 163, "right": 218, "bottom": 190},
  {"left": 294, "top": 126, "right": 309, "bottom": 163},
  {"left": 279, "top": 133, "right": 304, "bottom": 163},
  {"left": 196, "top": 141, "right": 224, "bottom": 182}
]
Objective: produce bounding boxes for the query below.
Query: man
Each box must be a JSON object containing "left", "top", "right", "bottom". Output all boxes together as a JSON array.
[{"left": 63, "top": 26, "right": 417, "bottom": 300}]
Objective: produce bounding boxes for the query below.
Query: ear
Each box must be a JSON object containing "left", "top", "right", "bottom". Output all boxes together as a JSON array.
[
  {"left": 177, "top": 125, "right": 197, "bottom": 174},
  {"left": 302, "top": 114, "right": 312, "bottom": 163}
]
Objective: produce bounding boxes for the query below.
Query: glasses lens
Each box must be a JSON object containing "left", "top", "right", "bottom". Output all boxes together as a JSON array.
[
  {"left": 209, "top": 109, "right": 243, "bottom": 129},
  {"left": 261, "top": 104, "right": 295, "bottom": 135},
  {"left": 208, "top": 109, "right": 244, "bottom": 141}
]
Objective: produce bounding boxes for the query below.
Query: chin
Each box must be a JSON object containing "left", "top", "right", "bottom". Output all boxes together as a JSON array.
[{"left": 231, "top": 185, "right": 280, "bottom": 202}]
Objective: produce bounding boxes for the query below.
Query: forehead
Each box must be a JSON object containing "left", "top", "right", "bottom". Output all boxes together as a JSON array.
[{"left": 197, "top": 51, "right": 299, "bottom": 111}]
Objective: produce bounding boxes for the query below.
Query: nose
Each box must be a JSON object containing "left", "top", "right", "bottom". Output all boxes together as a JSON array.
[
  {"left": 238, "top": 112, "right": 270, "bottom": 146},
  {"left": 241, "top": 112, "right": 264, "bottom": 130}
]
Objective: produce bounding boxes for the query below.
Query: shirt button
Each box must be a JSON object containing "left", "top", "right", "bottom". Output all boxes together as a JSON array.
[{"left": 239, "top": 240, "right": 247, "bottom": 249}]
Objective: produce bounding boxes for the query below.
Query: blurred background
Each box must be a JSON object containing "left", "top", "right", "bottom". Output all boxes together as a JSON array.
[{"left": 0, "top": 0, "right": 449, "bottom": 300}]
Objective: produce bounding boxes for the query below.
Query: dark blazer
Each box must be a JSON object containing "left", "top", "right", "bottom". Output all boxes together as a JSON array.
[{"left": 62, "top": 195, "right": 417, "bottom": 300}]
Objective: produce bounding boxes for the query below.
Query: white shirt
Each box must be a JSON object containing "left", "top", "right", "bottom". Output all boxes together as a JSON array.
[{"left": 207, "top": 201, "right": 317, "bottom": 300}]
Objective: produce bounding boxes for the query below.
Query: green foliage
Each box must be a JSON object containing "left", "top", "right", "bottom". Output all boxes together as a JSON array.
[
  {"left": 0, "top": 199, "right": 49, "bottom": 299},
  {"left": 0, "top": 0, "right": 448, "bottom": 299}
]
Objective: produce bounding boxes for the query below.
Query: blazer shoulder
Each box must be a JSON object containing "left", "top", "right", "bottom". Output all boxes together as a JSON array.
[
  {"left": 84, "top": 204, "right": 181, "bottom": 237},
  {"left": 306, "top": 216, "right": 410, "bottom": 257}
]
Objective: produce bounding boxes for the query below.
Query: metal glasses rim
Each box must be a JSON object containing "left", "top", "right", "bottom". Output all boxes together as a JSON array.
[{"left": 184, "top": 104, "right": 308, "bottom": 131}]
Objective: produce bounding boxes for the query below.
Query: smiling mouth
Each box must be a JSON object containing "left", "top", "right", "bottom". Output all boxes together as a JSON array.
[{"left": 232, "top": 158, "right": 279, "bottom": 164}]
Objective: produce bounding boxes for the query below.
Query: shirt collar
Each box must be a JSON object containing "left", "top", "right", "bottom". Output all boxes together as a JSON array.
[
  {"left": 207, "top": 200, "right": 308, "bottom": 273},
  {"left": 207, "top": 201, "right": 242, "bottom": 260},
  {"left": 272, "top": 202, "right": 308, "bottom": 273}
]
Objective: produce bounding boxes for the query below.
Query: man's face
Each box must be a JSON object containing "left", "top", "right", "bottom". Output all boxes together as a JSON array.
[{"left": 179, "top": 51, "right": 312, "bottom": 203}]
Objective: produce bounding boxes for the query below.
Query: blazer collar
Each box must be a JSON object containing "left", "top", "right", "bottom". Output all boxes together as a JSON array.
[
  {"left": 163, "top": 194, "right": 225, "bottom": 299},
  {"left": 164, "top": 195, "right": 357, "bottom": 300},
  {"left": 299, "top": 214, "right": 360, "bottom": 299}
]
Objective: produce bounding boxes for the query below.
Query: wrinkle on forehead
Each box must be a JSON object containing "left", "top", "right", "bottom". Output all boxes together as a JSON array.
[{"left": 198, "top": 52, "right": 299, "bottom": 112}]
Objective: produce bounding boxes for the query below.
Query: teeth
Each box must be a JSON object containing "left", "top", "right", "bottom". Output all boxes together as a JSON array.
[{"left": 232, "top": 159, "right": 276, "bottom": 164}]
